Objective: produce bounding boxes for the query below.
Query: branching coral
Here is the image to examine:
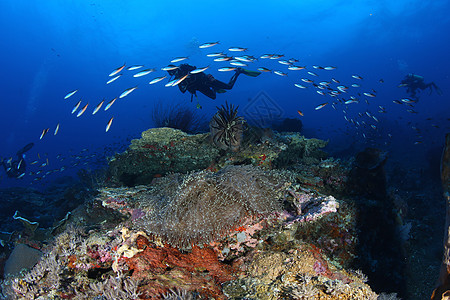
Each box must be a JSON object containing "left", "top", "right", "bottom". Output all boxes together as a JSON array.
[{"left": 134, "top": 165, "right": 285, "bottom": 248}]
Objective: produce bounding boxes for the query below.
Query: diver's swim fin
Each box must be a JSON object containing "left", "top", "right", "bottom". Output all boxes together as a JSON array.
[
  {"left": 216, "top": 89, "right": 227, "bottom": 93},
  {"left": 16, "top": 143, "right": 34, "bottom": 157},
  {"left": 241, "top": 69, "right": 261, "bottom": 77}
]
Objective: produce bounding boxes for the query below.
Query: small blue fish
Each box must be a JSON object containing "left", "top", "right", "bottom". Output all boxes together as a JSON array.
[
  {"left": 92, "top": 100, "right": 104, "bottom": 115},
  {"left": 190, "top": 66, "right": 209, "bottom": 74},
  {"left": 288, "top": 66, "right": 306, "bottom": 71},
  {"left": 315, "top": 103, "right": 328, "bottom": 110},
  {"left": 274, "top": 70, "right": 287, "bottom": 76},
  {"left": 363, "top": 92, "right": 376, "bottom": 97},
  {"left": 106, "top": 117, "right": 114, "bottom": 132},
  {"left": 133, "top": 69, "right": 155, "bottom": 78},
  {"left": 170, "top": 57, "right": 188, "bottom": 63},
  {"left": 218, "top": 67, "right": 237, "bottom": 72},
  {"left": 71, "top": 100, "right": 82, "bottom": 114},
  {"left": 127, "top": 65, "right": 144, "bottom": 71},
  {"left": 109, "top": 63, "right": 126, "bottom": 77},
  {"left": 64, "top": 89, "right": 78, "bottom": 99},
  {"left": 206, "top": 52, "right": 225, "bottom": 57},
  {"left": 76, "top": 103, "right": 89, "bottom": 117},
  {"left": 104, "top": 98, "right": 117, "bottom": 111},
  {"left": 106, "top": 74, "right": 121, "bottom": 84},
  {"left": 228, "top": 47, "right": 247, "bottom": 52},
  {"left": 199, "top": 41, "right": 219, "bottom": 48},
  {"left": 149, "top": 76, "right": 167, "bottom": 85},
  {"left": 161, "top": 65, "right": 179, "bottom": 71},
  {"left": 119, "top": 86, "right": 138, "bottom": 98}
]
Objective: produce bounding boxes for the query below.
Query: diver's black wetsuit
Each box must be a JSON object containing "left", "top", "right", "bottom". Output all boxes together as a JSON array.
[
  {"left": 169, "top": 64, "right": 241, "bottom": 100},
  {"left": 400, "top": 74, "right": 442, "bottom": 100},
  {"left": 1, "top": 143, "right": 33, "bottom": 178}
]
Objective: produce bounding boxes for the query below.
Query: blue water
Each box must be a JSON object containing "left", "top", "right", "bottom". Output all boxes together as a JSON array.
[{"left": 0, "top": 0, "right": 449, "bottom": 188}]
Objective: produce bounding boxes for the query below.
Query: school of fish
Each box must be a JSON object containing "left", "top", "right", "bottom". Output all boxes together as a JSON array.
[{"left": 27, "top": 40, "right": 439, "bottom": 184}]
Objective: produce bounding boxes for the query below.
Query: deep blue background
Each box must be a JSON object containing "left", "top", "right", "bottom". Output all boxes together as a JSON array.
[{"left": 0, "top": 0, "right": 449, "bottom": 188}]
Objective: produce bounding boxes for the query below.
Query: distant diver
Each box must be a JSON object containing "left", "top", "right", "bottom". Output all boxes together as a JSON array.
[
  {"left": 166, "top": 64, "right": 261, "bottom": 102},
  {"left": 1, "top": 143, "right": 34, "bottom": 179},
  {"left": 399, "top": 73, "right": 442, "bottom": 100}
]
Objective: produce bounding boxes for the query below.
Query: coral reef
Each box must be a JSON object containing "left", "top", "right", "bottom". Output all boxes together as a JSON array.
[
  {"left": 1, "top": 127, "right": 394, "bottom": 299},
  {"left": 1, "top": 168, "right": 379, "bottom": 299},
  {"left": 107, "top": 128, "right": 219, "bottom": 186},
  {"left": 274, "top": 133, "right": 328, "bottom": 168},
  {"left": 106, "top": 125, "right": 331, "bottom": 188},
  {"left": 222, "top": 245, "right": 378, "bottom": 300}
]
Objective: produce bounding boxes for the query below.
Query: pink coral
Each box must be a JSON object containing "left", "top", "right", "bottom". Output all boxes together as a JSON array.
[{"left": 98, "top": 250, "right": 112, "bottom": 263}]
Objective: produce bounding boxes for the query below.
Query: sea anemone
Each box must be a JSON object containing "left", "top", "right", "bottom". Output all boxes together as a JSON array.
[
  {"left": 209, "top": 101, "right": 245, "bottom": 152},
  {"left": 134, "top": 165, "right": 285, "bottom": 248}
]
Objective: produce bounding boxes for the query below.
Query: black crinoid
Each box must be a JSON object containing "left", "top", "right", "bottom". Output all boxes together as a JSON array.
[{"left": 209, "top": 101, "right": 245, "bottom": 152}]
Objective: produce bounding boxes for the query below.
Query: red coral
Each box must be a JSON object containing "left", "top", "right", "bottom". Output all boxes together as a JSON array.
[{"left": 125, "top": 235, "right": 234, "bottom": 299}]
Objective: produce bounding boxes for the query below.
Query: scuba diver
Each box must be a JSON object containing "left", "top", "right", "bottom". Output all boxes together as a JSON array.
[
  {"left": 399, "top": 73, "right": 442, "bottom": 100},
  {"left": 166, "top": 64, "right": 261, "bottom": 102},
  {"left": 1, "top": 143, "right": 34, "bottom": 179}
]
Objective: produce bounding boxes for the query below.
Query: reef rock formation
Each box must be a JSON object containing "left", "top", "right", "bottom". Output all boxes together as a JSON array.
[{"left": 107, "top": 128, "right": 218, "bottom": 186}]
